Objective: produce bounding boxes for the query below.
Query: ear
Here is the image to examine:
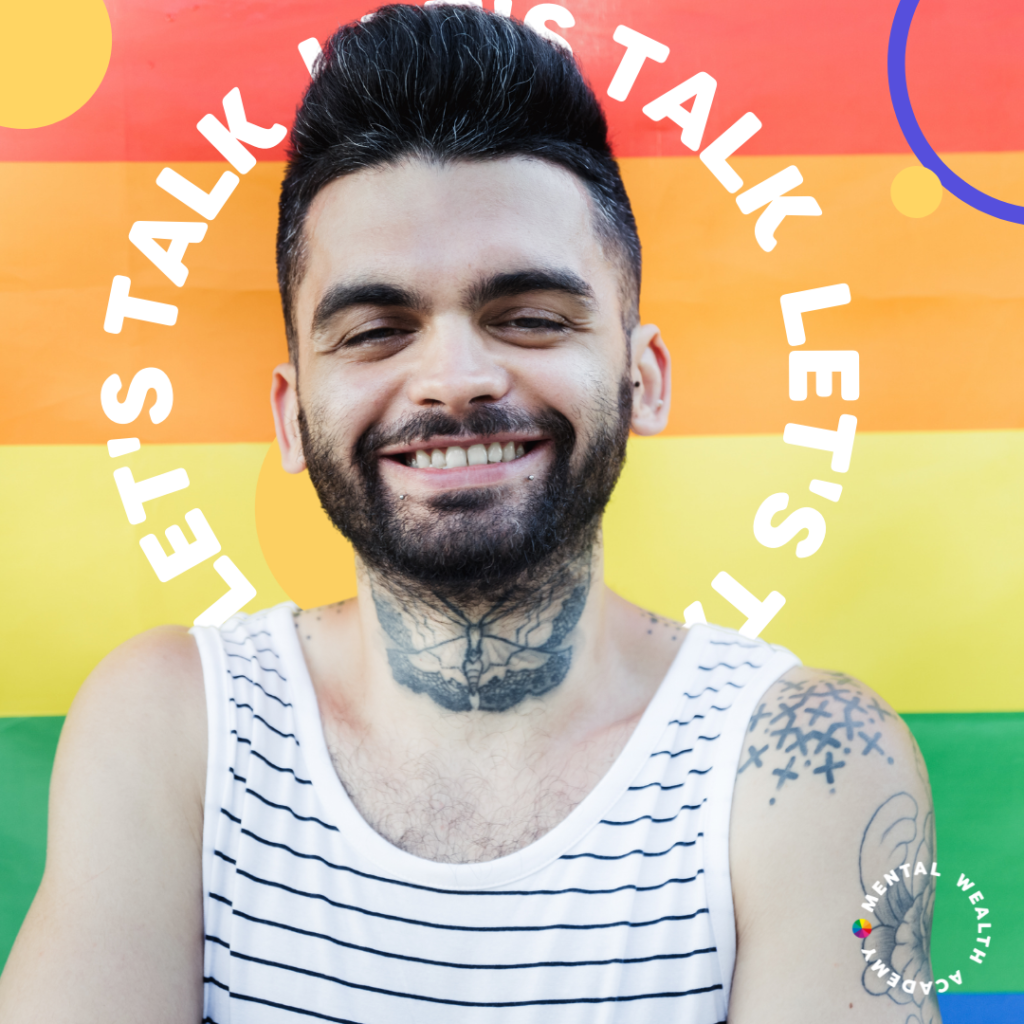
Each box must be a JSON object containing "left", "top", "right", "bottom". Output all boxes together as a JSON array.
[
  {"left": 270, "top": 362, "right": 307, "bottom": 473},
  {"left": 629, "top": 323, "right": 671, "bottom": 436}
]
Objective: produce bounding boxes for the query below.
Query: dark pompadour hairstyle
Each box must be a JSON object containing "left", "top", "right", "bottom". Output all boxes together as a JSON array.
[{"left": 276, "top": 3, "right": 641, "bottom": 358}]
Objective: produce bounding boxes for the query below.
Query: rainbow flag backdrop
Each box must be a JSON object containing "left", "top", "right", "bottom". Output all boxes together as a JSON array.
[{"left": 1, "top": 1, "right": 1022, "bottom": 1017}]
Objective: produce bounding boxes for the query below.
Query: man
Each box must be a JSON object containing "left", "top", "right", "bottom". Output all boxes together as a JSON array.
[{"left": 0, "top": 6, "right": 940, "bottom": 1022}]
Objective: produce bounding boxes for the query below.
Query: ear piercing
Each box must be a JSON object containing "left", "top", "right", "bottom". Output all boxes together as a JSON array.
[
  {"left": 399, "top": 494, "right": 406, "bottom": 499},
  {"left": 528, "top": 475, "right": 535, "bottom": 480}
]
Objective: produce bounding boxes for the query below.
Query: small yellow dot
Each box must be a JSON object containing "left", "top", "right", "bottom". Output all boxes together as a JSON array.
[
  {"left": 891, "top": 165, "right": 943, "bottom": 218},
  {"left": 0, "top": 0, "right": 112, "bottom": 129}
]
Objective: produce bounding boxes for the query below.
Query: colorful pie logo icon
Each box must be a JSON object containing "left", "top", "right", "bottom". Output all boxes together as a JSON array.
[{"left": 852, "top": 919, "right": 873, "bottom": 938}]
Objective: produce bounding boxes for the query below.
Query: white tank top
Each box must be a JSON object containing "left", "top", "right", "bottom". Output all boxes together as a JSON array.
[{"left": 192, "top": 602, "right": 798, "bottom": 1024}]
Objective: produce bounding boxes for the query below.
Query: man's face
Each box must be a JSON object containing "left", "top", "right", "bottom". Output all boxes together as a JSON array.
[{"left": 275, "top": 156, "right": 642, "bottom": 594}]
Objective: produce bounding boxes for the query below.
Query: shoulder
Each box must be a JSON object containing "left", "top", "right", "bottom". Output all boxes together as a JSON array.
[
  {"left": 50, "top": 623, "right": 209, "bottom": 844},
  {"left": 64, "top": 624, "right": 206, "bottom": 785},
  {"left": 733, "top": 664, "right": 926, "bottom": 805},
  {"left": 47, "top": 623, "right": 209, "bottom": 871},
  {"left": 0, "top": 626, "right": 208, "bottom": 1020},
  {"left": 727, "top": 665, "right": 939, "bottom": 1022}
]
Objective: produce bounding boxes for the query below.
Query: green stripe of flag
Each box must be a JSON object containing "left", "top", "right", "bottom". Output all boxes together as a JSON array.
[{"left": 1, "top": 713, "right": 1022, "bottom": 989}]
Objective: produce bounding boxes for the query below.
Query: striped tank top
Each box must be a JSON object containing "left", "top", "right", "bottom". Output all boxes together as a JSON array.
[{"left": 192, "top": 602, "right": 799, "bottom": 1024}]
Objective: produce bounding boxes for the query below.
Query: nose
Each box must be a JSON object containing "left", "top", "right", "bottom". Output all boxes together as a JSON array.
[{"left": 404, "top": 316, "right": 511, "bottom": 412}]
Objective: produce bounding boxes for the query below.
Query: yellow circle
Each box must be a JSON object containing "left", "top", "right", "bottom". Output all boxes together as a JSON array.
[
  {"left": 255, "top": 440, "right": 358, "bottom": 610},
  {"left": 0, "top": 0, "right": 112, "bottom": 129},
  {"left": 891, "top": 165, "right": 943, "bottom": 218}
]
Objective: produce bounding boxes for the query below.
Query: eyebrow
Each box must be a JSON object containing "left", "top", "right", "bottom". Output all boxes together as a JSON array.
[
  {"left": 309, "top": 281, "right": 425, "bottom": 337},
  {"left": 466, "top": 268, "right": 596, "bottom": 308},
  {"left": 308, "top": 267, "right": 596, "bottom": 339}
]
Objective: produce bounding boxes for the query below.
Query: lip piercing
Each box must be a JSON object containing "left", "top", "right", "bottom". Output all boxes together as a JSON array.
[
  {"left": 528, "top": 475, "right": 534, "bottom": 480},
  {"left": 399, "top": 494, "right": 406, "bottom": 499}
]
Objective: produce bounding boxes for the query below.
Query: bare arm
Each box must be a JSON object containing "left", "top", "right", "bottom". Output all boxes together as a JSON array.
[
  {"left": 728, "top": 668, "right": 941, "bottom": 1024},
  {"left": 0, "top": 627, "right": 207, "bottom": 1023}
]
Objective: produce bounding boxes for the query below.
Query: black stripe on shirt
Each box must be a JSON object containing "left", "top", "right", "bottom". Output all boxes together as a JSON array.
[
  {"left": 252, "top": 713, "right": 299, "bottom": 743},
  {"left": 235, "top": 827, "right": 694, "bottom": 898},
  {"left": 249, "top": 748, "right": 313, "bottom": 785},
  {"left": 227, "top": 991, "right": 364, "bottom": 1024},
  {"left": 232, "top": 867, "right": 709, "bottom": 933},
  {"left": 227, "top": 950, "right": 723, "bottom": 1007},
  {"left": 227, "top": 654, "right": 288, "bottom": 682},
  {"left": 708, "top": 636, "right": 761, "bottom": 649},
  {"left": 600, "top": 806, "right": 702, "bottom": 825},
  {"left": 561, "top": 836, "right": 702, "bottom": 861},
  {"left": 697, "top": 662, "right": 760, "bottom": 673},
  {"left": 667, "top": 714, "right": 708, "bottom": 727},
  {"left": 224, "top": 629, "right": 273, "bottom": 642},
  {"left": 244, "top": 787, "right": 339, "bottom": 832},
  {"left": 229, "top": 907, "right": 718, "bottom": 971}
]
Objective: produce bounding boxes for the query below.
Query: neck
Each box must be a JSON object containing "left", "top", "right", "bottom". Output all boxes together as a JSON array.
[{"left": 360, "top": 544, "right": 600, "bottom": 714}]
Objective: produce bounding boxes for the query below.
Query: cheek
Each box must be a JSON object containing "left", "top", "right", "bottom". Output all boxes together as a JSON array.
[
  {"left": 515, "top": 345, "right": 614, "bottom": 412},
  {"left": 301, "top": 362, "right": 395, "bottom": 449}
]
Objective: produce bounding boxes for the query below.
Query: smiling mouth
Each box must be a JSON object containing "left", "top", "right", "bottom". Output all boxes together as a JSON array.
[{"left": 386, "top": 440, "right": 537, "bottom": 469}]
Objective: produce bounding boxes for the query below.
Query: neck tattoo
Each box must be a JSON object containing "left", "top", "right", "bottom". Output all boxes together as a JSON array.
[{"left": 370, "top": 557, "right": 592, "bottom": 713}]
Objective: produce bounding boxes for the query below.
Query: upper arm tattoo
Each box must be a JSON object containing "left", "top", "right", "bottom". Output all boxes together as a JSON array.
[
  {"left": 738, "top": 670, "right": 897, "bottom": 804},
  {"left": 738, "top": 668, "right": 941, "bottom": 1023},
  {"left": 858, "top": 793, "right": 940, "bottom": 1024}
]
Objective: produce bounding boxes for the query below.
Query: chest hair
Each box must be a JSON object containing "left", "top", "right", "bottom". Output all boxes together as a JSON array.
[{"left": 326, "top": 734, "right": 623, "bottom": 864}]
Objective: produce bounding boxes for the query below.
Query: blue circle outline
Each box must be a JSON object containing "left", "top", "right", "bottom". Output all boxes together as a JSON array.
[{"left": 888, "top": 0, "right": 1024, "bottom": 223}]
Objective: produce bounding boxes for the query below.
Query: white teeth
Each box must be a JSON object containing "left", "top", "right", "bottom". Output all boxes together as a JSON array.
[
  {"left": 407, "top": 441, "right": 530, "bottom": 468},
  {"left": 445, "top": 446, "right": 468, "bottom": 468}
]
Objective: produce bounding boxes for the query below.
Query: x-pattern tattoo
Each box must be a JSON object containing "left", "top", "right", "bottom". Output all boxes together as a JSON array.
[
  {"left": 812, "top": 750, "right": 845, "bottom": 784},
  {"left": 738, "top": 744, "right": 769, "bottom": 773},
  {"left": 807, "top": 724, "right": 843, "bottom": 754},
  {"left": 748, "top": 703, "right": 771, "bottom": 731},
  {"left": 372, "top": 562, "right": 589, "bottom": 712},
  {"left": 804, "top": 700, "right": 832, "bottom": 725},
  {"left": 859, "top": 730, "right": 885, "bottom": 756},
  {"left": 772, "top": 755, "right": 799, "bottom": 789},
  {"left": 869, "top": 696, "right": 893, "bottom": 720},
  {"left": 741, "top": 671, "right": 899, "bottom": 802}
]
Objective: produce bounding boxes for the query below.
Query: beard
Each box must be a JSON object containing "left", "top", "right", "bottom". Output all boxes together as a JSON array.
[{"left": 298, "top": 372, "right": 633, "bottom": 603}]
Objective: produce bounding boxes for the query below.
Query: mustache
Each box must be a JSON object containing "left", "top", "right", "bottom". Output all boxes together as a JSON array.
[{"left": 354, "top": 405, "right": 576, "bottom": 467}]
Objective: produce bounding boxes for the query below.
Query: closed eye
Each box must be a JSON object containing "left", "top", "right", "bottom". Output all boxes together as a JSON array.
[
  {"left": 342, "top": 325, "right": 414, "bottom": 347},
  {"left": 500, "top": 316, "right": 569, "bottom": 331}
]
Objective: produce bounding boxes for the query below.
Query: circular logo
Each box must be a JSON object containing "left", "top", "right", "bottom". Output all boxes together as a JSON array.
[
  {"left": 888, "top": 0, "right": 1024, "bottom": 224},
  {"left": 853, "top": 919, "right": 873, "bottom": 939}
]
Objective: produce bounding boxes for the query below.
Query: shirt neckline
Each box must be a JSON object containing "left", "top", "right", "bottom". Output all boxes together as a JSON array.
[{"left": 271, "top": 602, "right": 709, "bottom": 891}]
